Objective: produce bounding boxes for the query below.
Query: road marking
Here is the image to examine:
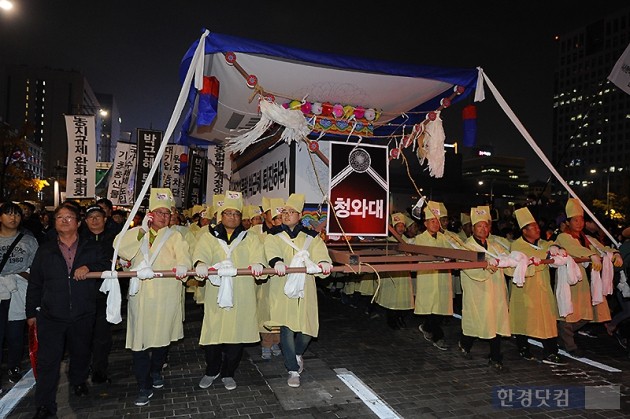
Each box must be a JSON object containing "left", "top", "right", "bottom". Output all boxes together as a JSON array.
[
  {"left": 527, "top": 339, "right": 621, "bottom": 373},
  {"left": 452, "top": 314, "right": 621, "bottom": 372},
  {"left": 335, "top": 368, "right": 403, "bottom": 419},
  {"left": 0, "top": 369, "right": 36, "bottom": 417}
]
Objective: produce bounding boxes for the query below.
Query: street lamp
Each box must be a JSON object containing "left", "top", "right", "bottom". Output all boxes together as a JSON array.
[{"left": 0, "top": 0, "right": 14, "bottom": 11}]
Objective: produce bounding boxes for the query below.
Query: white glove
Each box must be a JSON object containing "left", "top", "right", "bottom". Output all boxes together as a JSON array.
[
  {"left": 100, "top": 270, "right": 118, "bottom": 279},
  {"left": 250, "top": 263, "right": 264, "bottom": 277},
  {"left": 195, "top": 263, "right": 209, "bottom": 278},
  {"left": 136, "top": 267, "right": 155, "bottom": 280},
  {"left": 174, "top": 265, "right": 188, "bottom": 280},
  {"left": 548, "top": 245, "right": 567, "bottom": 258},
  {"left": 488, "top": 258, "right": 499, "bottom": 267},
  {"left": 529, "top": 257, "right": 541, "bottom": 266},
  {"left": 274, "top": 262, "right": 287, "bottom": 276},
  {"left": 318, "top": 262, "right": 332, "bottom": 275},
  {"left": 141, "top": 213, "right": 154, "bottom": 233}
]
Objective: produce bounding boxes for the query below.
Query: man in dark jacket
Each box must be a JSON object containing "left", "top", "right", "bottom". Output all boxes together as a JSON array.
[
  {"left": 81, "top": 204, "right": 117, "bottom": 385},
  {"left": 26, "top": 203, "right": 110, "bottom": 419}
]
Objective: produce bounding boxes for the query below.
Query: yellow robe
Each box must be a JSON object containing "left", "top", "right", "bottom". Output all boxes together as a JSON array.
[
  {"left": 555, "top": 232, "right": 612, "bottom": 323},
  {"left": 413, "top": 230, "right": 453, "bottom": 315},
  {"left": 460, "top": 236, "right": 510, "bottom": 339},
  {"left": 264, "top": 229, "right": 331, "bottom": 337},
  {"left": 193, "top": 229, "right": 264, "bottom": 345},
  {"left": 374, "top": 236, "right": 415, "bottom": 310},
  {"left": 116, "top": 226, "right": 191, "bottom": 351},
  {"left": 508, "top": 237, "right": 559, "bottom": 338},
  {"left": 254, "top": 231, "right": 277, "bottom": 334}
]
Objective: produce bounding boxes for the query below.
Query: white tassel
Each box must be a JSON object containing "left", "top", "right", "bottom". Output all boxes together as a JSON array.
[
  {"left": 419, "top": 112, "right": 445, "bottom": 178},
  {"left": 226, "top": 99, "right": 311, "bottom": 154}
]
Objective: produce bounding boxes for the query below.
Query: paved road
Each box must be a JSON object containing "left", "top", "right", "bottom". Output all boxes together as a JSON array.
[{"left": 3, "top": 283, "right": 630, "bottom": 418}]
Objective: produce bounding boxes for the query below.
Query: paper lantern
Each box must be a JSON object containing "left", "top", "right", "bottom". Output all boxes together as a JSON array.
[
  {"left": 301, "top": 102, "right": 312, "bottom": 114},
  {"left": 321, "top": 102, "right": 333, "bottom": 116},
  {"left": 332, "top": 104, "right": 344, "bottom": 118},
  {"left": 311, "top": 102, "right": 323, "bottom": 115},
  {"left": 289, "top": 100, "right": 301, "bottom": 110},
  {"left": 225, "top": 52, "right": 237, "bottom": 65},
  {"left": 364, "top": 108, "right": 376, "bottom": 121},
  {"left": 246, "top": 74, "right": 258, "bottom": 88},
  {"left": 354, "top": 106, "right": 365, "bottom": 119},
  {"left": 343, "top": 105, "right": 355, "bottom": 119}
]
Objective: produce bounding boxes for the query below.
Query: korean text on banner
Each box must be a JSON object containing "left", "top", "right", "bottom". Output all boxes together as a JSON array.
[
  {"left": 107, "top": 142, "right": 137, "bottom": 206},
  {"left": 65, "top": 115, "right": 96, "bottom": 199},
  {"left": 230, "top": 142, "right": 290, "bottom": 203},
  {"left": 206, "top": 144, "right": 230, "bottom": 199},
  {"left": 161, "top": 145, "right": 187, "bottom": 208},
  {"left": 135, "top": 129, "right": 162, "bottom": 207},
  {"left": 327, "top": 142, "right": 389, "bottom": 237}
]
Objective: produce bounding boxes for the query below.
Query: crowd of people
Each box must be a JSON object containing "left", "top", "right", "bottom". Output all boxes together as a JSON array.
[{"left": 0, "top": 191, "right": 629, "bottom": 418}]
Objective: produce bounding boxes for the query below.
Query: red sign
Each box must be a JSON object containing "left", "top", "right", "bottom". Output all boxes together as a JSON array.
[{"left": 327, "top": 142, "right": 389, "bottom": 236}]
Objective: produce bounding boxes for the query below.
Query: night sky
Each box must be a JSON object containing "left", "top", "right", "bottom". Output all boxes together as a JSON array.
[{"left": 1, "top": 1, "right": 628, "bottom": 181}]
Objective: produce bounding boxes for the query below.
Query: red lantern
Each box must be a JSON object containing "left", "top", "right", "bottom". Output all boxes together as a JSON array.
[
  {"left": 321, "top": 102, "right": 333, "bottom": 116},
  {"left": 455, "top": 85, "right": 465, "bottom": 95},
  {"left": 440, "top": 98, "right": 451, "bottom": 108},
  {"left": 390, "top": 148, "right": 400, "bottom": 159},
  {"left": 308, "top": 141, "right": 319, "bottom": 152},
  {"left": 427, "top": 111, "right": 437, "bottom": 121}
]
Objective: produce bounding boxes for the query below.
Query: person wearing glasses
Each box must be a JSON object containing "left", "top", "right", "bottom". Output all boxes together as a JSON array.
[
  {"left": 193, "top": 191, "right": 265, "bottom": 391},
  {"left": 0, "top": 203, "right": 39, "bottom": 387},
  {"left": 264, "top": 193, "right": 332, "bottom": 388},
  {"left": 115, "top": 188, "right": 191, "bottom": 407},
  {"left": 26, "top": 203, "right": 110, "bottom": 419}
]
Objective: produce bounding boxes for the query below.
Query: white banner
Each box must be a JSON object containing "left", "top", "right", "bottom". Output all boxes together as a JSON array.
[
  {"left": 161, "top": 145, "right": 187, "bottom": 208},
  {"left": 206, "top": 144, "right": 230, "bottom": 200},
  {"left": 107, "top": 142, "right": 137, "bottom": 206},
  {"left": 65, "top": 115, "right": 96, "bottom": 198},
  {"left": 608, "top": 42, "right": 630, "bottom": 95},
  {"left": 230, "top": 142, "right": 290, "bottom": 204}
]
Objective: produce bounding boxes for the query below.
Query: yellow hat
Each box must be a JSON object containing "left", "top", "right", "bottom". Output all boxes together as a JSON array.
[
  {"left": 438, "top": 202, "right": 448, "bottom": 218},
  {"left": 285, "top": 193, "right": 305, "bottom": 213},
  {"left": 261, "top": 196, "right": 271, "bottom": 213},
  {"left": 470, "top": 206, "right": 491, "bottom": 225},
  {"left": 149, "top": 188, "right": 174, "bottom": 211},
  {"left": 460, "top": 213, "right": 471, "bottom": 225},
  {"left": 191, "top": 204, "right": 204, "bottom": 216},
  {"left": 212, "top": 194, "right": 225, "bottom": 216},
  {"left": 270, "top": 198, "right": 285, "bottom": 218},
  {"left": 565, "top": 198, "right": 583, "bottom": 219},
  {"left": 242, "top": 204, "right": 262, "bottom": 219},
  {"left": 404, "top": 215, "right": 415, "bottom": 228},
  {"left": 423, "top": 201, "right": 442, "bottom": 220},
  {"left": 222, "top": 190, "right": 243, "bottom": 213},
  {"left": 514, "top": 207, "right": 536, "bottom": 229},
  {"left": 391, "top": 212, "right": 406, "bottom": 226}
]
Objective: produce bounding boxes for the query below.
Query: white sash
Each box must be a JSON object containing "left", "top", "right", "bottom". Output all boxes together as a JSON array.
[
  {"left": 128, "top": 228, "right": 173, "bottom": 296},
  {"left": 208, "top": 231, "right": 246, "bottom": 309},
  {"left": 277, "top": 232, "right": 320, "bottom": 298}
]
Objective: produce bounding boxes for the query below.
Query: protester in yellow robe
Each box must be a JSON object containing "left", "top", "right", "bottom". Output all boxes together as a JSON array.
[
  {"left": 414, "top": 201, "right": 452, "bottom": 351},
  {"left": 115, "top": 188, "right": 191, "bottom": 406},
  {"left": 554, "top": 198, "right": 623, "bottom": 356},
  {"left": 193, "top": 191, "right": 265, "bottom": 391},
  {"left": 459, "top": 206, "right": 510, "bottom": 372},
  {"left": 265, "top": 193, "right": 332, "bottom": 388},
  {"left": 376, "top": 212, "right": 415, "bottom": 329},
  {"left": 509, "top": 207, "right": 564, "bottom": 365}
]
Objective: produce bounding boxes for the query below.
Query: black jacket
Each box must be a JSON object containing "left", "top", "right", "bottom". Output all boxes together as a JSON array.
[{"left": 26, "top": 236, "right": 110, "bottom": 322}]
